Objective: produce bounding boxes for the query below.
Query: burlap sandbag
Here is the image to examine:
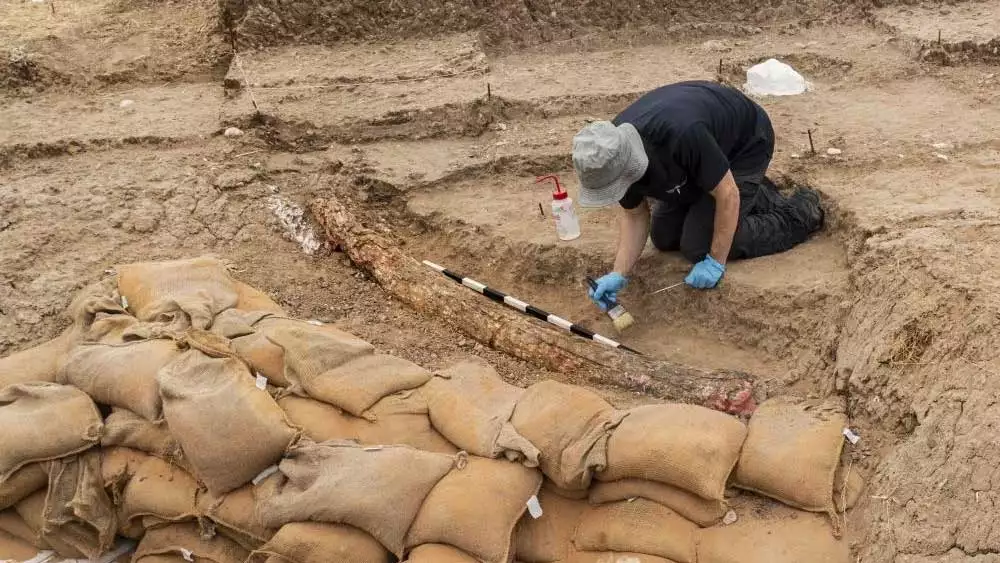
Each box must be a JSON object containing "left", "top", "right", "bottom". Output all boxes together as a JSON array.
[
  {"left": 0, "top": 507, "right": 42, "bottom": 547},
  {"left": 217, "top": 315, "right": 373, "bottom": 389},
  {"left": 212, "top": 310, "right": 286, "bottom": 385},
  {"left": 210, "top": 309, "right": 269, "bottom": 339},
  {"left": 199, "top": 483, "right": 277, "bottom": 551},
  {"left": 85, "top": 313, "right": 142, "bottom": 344},
  {"left": 159, "top": 350, "right": 298, "bottom": 495},
  {"left": 590, "top": 480, "right": 727, "bottom": 527},
  {"left": 121, "top": 456, "right": 200, "bottom": 530},
  {"left": 16, "top": 490, "right": 89, "bottom": 557},
  {"left": 406, "top": 456, "right": 542, "bottom": 563},
  {"left": 233, "top": 333, "right": 289, "bottom": 386},
  {"left": 301, "top": 354, "right": 431, "bottom": 419},
  {"left": 60, "top": 339, "right": 182, "bottom": 420},
  {"left": 40, "top": 450, "right": 117, "bottom": 559},
  {"left": 573, "top": 499, "right": 697, "bottom": 563},
  {"left": 134, "top": 522, "right": 249, "bottom": 563},
  {"left": 423, "top": 358, "right": 539, "bottom": 464},
  {"left": 279, "top": 392, "right": 457, "bottom": 454},
  {"left": 0, "top": 383, "right": 102, "bottom": 479},
  {"left": 101, "top": 409, "right": 186, "bottom": 464},
  {"left": 0, "top": 280, "right": 124, "bottom": 388},
  {"left": 511, "top": 380, "right": 626, "bottom": 490},
  {"left": 734, "top": 397, "right": 847, "bottom": 515},
  {"left": 599, "top": 404, "right": 746, "bottom": 501},
  {"left": 0, "top": 528, "right": 38, "bottom": 561},
  {"left": 265, "top": 320, "right": 375, "bottom": 393},
  {"left": 0, "top": 463, "right": 47, "bottom": 511},
  {"left": 515, "top": 487, "right": 588, "bottom": 563},
  {"left": 257, "top": 440, "right": 455, "bottom": 557},
  {"left": 696, "top": 515, "right": 849, "bottom": 563},
  {"left": 564, "top": 551, "right": 675, "bottom": 563},
  {"left": 0, "top": 331, "right": 78, "bottom": 389},
  {"left": 406, "top": 544, "right": 480, "bottom": 563},
  {"left": 247, "top": 522, "right": 389, "bottom": 563},
  {"left": 234, "top": 281, "right": 286, "bottom": 315},
  {"left": 117, "top": 257, "right": 239, "bottom": 330}
]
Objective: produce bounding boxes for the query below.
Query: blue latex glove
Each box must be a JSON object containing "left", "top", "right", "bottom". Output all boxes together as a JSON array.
[
  {"left": 588, "top": 272, "right": 628, "bottom": 311},
  {"left": 685, "top": 255, "right": 726, "bottom": 289}
]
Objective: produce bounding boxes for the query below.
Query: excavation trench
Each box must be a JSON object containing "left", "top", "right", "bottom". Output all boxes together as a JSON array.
[{"left": 346, "top": 166, "right": 850, "bottom": 389}]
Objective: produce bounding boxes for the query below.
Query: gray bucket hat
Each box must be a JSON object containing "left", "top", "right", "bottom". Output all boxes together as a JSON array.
[{"left": 572, "top": 121, "right": 649, "bottom": 208}]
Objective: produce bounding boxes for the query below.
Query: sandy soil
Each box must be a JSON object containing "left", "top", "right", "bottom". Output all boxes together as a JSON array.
[{"left": 2, "top": 0, "right": 1000, "bottom": 561}]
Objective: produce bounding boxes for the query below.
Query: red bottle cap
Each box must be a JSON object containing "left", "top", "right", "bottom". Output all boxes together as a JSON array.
[{"left": 536, "top": 175, "right": 568, "bottom": 200}]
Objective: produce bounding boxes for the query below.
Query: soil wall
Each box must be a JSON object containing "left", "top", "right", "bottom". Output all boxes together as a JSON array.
[{"left": 222, "top": 0, "right": 930, "bottom": 51}]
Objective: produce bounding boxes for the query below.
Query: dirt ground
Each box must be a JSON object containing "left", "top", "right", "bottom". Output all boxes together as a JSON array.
[{"left": 2, "top": 0, "right": 1000, "bottom": 561}]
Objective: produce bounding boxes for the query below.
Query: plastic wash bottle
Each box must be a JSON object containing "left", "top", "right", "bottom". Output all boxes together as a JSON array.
[{"left": 536, "top": 175, "right": 581, "bottom": 241}]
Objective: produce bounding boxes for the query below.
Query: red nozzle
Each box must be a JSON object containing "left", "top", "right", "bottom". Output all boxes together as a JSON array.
[{"left": 536, "top": 175, "right": 568, "bottom": 200}]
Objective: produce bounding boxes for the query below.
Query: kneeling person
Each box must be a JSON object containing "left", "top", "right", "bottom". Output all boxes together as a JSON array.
[{"left": 574, "top": 80, "right": 823, "bottom": 306}]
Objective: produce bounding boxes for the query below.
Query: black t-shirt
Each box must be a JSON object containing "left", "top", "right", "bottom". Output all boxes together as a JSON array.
[{"left": 615, "top": 81, "right": 772, "bottom": 210}]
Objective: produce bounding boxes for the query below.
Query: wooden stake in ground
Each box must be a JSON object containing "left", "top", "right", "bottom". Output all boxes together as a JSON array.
[{"left": 311, "top": 196, "right": 758, "bottom": 414}]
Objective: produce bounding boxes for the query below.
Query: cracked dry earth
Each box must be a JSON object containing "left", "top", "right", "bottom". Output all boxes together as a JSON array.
[{"left": 2, "top": 0, "right": 1000, "bottom": 561}]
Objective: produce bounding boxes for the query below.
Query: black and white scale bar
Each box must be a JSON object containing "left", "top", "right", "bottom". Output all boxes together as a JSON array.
[{"left": 422, "top": 260, "right": 641, "bottom": 355}]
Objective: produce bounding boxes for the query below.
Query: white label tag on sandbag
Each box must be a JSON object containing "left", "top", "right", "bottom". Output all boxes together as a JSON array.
[
  {"left": 180, "top": 548, "right": 194, "bottom": 562},
  {"left": 255, "top": 373, "right": 268, "bottom": 390},
  {"left": 843, "top": 428, "right": 861, "bottom": 445},
  {"left": 526, "top": 495, "right": 543, "bottom": 519},
  {"left": 252, "top": 464, "right": 279, "bottom": 485}
]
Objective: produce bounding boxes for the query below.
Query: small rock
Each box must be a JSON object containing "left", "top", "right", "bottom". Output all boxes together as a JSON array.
[
  {"left": 223, "top": 126, "right": 244, "bottom": 137},
  {"left": 723, "top": 510, "right": 738, "bottom": 525},
  {"left": 790, "top": 153, "right": 801, "bottom": 159},
  {"left": 15, "top": 310, "right": 42, "bottom": 325},
  {"left": 119, "top": 99, "right": 135, "bottom": 109},
  {"left": 826, "top": 148, "right": 842, "bottom": 156},
  {"left": 934, "top": 153, "right": 949, "bottom": 161},
  {"left": 931, "top": 141, "right": 953, "bottom": 150},
  {"left": 495, "top": 122, "right": 508, "bottom": 131},
  {"left": 700, "top": 39, "right": 731, "bottom": 52},
  {"left": 213, "top": 168, "right": 259, "bottom": 190},
  {"left": 130, "top": 215, "right": 159, "bottom": 233}
]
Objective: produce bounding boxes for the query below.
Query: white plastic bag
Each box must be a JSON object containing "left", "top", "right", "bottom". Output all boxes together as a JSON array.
[{"left": 744, "top": 58, "right": 808, "bottom": 96}]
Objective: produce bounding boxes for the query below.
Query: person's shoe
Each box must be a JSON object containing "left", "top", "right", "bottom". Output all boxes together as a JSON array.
[{"left": 789, "top": 188, "right": 824, "bottom": 233}]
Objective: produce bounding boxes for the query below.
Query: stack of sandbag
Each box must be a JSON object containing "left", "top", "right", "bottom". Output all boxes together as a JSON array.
[
  {"left": 0, "top": 382, "right": 114, "bottom": 560},
  {"left": 510, "top": 395, "right": 860, "bottom": 562},
  {"left": 0, "top": 257, "right": 864, "bottom": 563},
  {"left": 257, "top": 440, "right": 541, "bottom": 563},
  {"left": 564, "top": 402, "right": 747, "bottom": 559}
]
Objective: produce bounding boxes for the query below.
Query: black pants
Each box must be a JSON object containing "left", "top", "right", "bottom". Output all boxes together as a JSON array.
[{"left": 649, "top": 173, "right": 817, "bottom": 263}]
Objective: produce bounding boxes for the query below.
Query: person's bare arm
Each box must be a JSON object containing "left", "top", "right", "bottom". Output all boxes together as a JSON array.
[
  {"left": 612, "top": 199, "right": 651, "bottom": 275},
  {"left": 708, "top": 171, "right": 740, "bottom": 264}
]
